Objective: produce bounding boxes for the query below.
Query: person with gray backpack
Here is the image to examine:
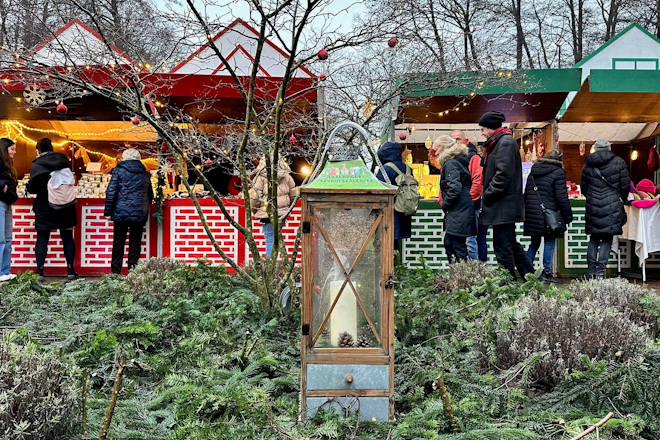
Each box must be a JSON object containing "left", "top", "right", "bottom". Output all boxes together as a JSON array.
[{"left": 375, "top": 142, "right": 418, "bottom": 249}]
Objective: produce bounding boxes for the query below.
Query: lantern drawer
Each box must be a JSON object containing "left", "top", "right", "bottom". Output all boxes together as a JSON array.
[
  {"left": 306, "top": 396, "right": 390, "bottom": 421},
  {"left": 306, "top": 364, "right": 389, "bottom": 390}
]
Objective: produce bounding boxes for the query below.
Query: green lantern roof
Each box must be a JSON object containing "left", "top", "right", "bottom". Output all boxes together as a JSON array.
[{"left": 304, "top": 159, "right": 396, "bottom": 190}]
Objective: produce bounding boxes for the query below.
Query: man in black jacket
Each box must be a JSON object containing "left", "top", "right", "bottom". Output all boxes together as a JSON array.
[
  {"left": 581, "top": 140, "right": 630, "bottom": 278},
  {"left": 478, "top": 111, "right": 534, "bottom": 280}
]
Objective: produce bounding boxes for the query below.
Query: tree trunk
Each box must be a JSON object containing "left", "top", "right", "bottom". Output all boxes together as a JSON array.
[{"left": 656, "top": 0, "right": 660, "bottom": 38}]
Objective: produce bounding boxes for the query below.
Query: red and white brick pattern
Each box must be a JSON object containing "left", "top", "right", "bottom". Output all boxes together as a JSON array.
[
  {"left": 80, "top": 206, "right": 150, "bottom": 267},
  {"left": 169, "top": 205, "right": 240, "bottom": 265},
  {"left": 10, "top": 204, "right": 67, "bottom": 268},
  {"left": 246, "top": 205, "right": 302, "bottom": 264}
]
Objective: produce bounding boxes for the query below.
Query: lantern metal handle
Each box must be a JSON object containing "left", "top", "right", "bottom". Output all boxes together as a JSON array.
[{"left": 308, "top": 120, "right": 393, "bottom": 185}]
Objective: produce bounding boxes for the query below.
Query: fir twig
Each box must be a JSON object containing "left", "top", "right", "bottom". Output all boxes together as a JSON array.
[
  {"left": 81, "top": 368, "right": 88, "bottom": 439},
  {"left": 433, "top": 375, "right": 458, "bottom": 433},
  {"left": 570, "top": 412, "right": 613, "bottom": 440},
  {"left": 98, "top": 363, "right": 125, "bottom": 440}
]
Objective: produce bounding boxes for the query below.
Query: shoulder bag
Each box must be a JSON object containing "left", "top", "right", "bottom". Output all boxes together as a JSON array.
[{"left": 530, "top": 175, "right": 564, "bottom": 233}]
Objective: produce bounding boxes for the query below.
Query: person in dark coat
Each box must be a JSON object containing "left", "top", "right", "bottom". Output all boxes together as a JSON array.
[
  {"left": 479, "top": 111, "right": 534, "bottom": 280},
  {"left": 104, "top": 148, "right": 154, "bottom": 274},
  {"left": 27, "top": 137, "right": 78, "bottom": 280},
  {"left": 581, "top": 140, "right": 630, "bottom": 278},
  {"left": 434, "top": 135, "right": 476, "bottom": 263},
  {"left": 523, "top": 149, "right": 573, "bottom": 283},
  {"left": 0, "top": 138, "right": 18, "bottom": 282},
  {"left": 375, "top": 142, "right": 412, "bottom": 247}
]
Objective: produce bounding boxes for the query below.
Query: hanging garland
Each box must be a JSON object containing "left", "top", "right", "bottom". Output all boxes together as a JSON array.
[{"left": 153, "top": 143, "right": 167, "bottom": 225}]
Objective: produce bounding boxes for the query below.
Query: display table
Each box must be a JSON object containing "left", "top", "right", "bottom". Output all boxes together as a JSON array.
[
  {"left": 620, "top": 204, "right": 660, "bottom": 282},
  {"left": 10, "top": 198, "right": 302, "bottom": 276}
]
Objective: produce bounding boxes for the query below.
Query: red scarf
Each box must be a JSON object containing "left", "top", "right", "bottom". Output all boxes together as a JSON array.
[{"left": 482, "top": 127, "right": 512, "bottom": 160}]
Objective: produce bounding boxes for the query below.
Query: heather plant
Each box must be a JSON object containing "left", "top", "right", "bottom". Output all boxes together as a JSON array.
[
  {"left": 434, "top": 260, "right": 507, "bottom": 293},
  {"left": 496, "top": 296, "right": 650, "bottom": 387},
  {"left": 124, "top": 257, "right": 188, "bottom": 301},
  {"left": 0, "top": 334, "right": 78, "bottom": 440}
]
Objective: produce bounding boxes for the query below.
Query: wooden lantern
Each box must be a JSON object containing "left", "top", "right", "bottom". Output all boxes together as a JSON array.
[{"left": 300, "top": 123, "right": 397, "bottom": 421}]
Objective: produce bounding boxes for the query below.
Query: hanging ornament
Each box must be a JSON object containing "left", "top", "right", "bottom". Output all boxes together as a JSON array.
[
  {"left": 520, "top": 145, "right": 525, "bottom": 162},
  {"left": 362, "top": 99, "right": 374, "bottom": 119},
  {"left": 289, "top": 134, "right": 297, "bottom": 142},
  {"left": 23, "top": 84, "right": 45, "bottom": 106},
  {"left": 402, "top": 147, "right": 412, "bottom": 165},
  {"left": 160, "top": 142, "right": 168, "bottom": 153},
  {"left": 204, "top": 159, "right": 213, "bottom": 166},
  {"left": 425, "top": 135, "right": 432, "bottom": 149},
  {"left": 131, "top": 116, "right": 141, "bottom": 125},
  {"left": 531, "top": 143, "right": 537, "bottom": 161},
  {"left": 317, "top": 49, "right": 328, "bottom": 60},
  {"left": 399, "top": 132, "right": 407, "bottom": 141},
  {"left": 148, "top": 97, "right": 159, "bottom": 118},
  {"left": 319, "top": 73, "right": 327, "bottom": 81},
  {"left": 56, "top": 103, "right": 68, "bottom": 114},
  {"left": 388, "top": 37, "right": 398, "bottom": 48},
  {"left": 538, "top": 142, "right": 545, "bottom": 158},
  {"left": 579, "top": 140, "right": 586, "bottom": 156}
]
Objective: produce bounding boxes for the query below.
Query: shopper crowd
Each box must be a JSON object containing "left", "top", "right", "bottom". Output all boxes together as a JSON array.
[{"left": 0, "top": 109, "right": 633, "bottom": 283}]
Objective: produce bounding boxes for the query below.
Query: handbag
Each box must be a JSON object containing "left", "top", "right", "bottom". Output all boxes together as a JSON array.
[{"left": 529, "top": 175, "right": 564, "bottom": 233}]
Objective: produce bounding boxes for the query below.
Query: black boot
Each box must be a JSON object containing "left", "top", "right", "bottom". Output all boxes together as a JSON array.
[
  {"left": 36, "top": 265, "right": 46, "bottom": 283},
  {"left": 67, "top": 264, "right": 79, "bottom": 281}
]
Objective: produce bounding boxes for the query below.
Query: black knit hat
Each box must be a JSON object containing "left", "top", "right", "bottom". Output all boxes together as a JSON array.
[{"left": 478, "top": 111, "right": 506, "bottom": 129}]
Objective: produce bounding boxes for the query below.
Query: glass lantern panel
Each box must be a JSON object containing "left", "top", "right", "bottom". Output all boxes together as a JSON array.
[{"left": 311, "top": 207, "right": 383, "bottom": 349}]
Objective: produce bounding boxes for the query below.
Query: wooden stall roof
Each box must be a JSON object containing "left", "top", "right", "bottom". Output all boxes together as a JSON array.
[
  {"left": 562, "top": 70, "right": 660, "bottom": 122},
  {"left": 397, "top": 69, "right": 582, "bottom": 124}
]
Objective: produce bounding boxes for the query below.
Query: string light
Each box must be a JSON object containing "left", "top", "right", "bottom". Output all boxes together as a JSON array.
[
  {"left": 2, "top": 120, "right": 150, "bottom": 138},
  {"left": 300, "top": 165, "right": 311, "bottom": 176}
]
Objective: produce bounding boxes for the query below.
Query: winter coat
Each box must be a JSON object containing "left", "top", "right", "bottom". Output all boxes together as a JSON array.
[
  {"left": 439, "top": 144, "right": 476, "bottom": 237},
  {"left": 104, "top": 160, "right": 154, "bottom": 223},
  {"left": 523, "top": 158, "right": 573, "bottom": 237},
  {"left": 467, "top": 142, "right": 483, "bottom": 208},
  {"left": 0, "top": 160, "right": 18, "bottom": 205},
  {"left": 249, "top": 164, "right": 297, "bottom": 220},
  {"left": 375, "top": 142, "right": 412, "bottom": 240},
  {"left": 27, "top": 152, "right": 77, "bottom": 230},
  {"left": 581, "top": 150, "right": 630, "bottom": 235},
  {"left": 480, "top": 130, "right": 525, "bottom": 225}
]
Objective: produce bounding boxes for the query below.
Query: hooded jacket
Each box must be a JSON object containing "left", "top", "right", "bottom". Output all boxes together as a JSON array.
[
  {"left": 523, "top": 158, "right": 573, "bottom": 237},
  {"left": 375, "top": 142, "right": 412, "bottom": 240},
  {"left": 249, "top": 160, "right": 297, "bottom": 220},
  {"left": 27, "top": 152, "right": 77, "bottom": 230},
  {"left": 439, "top": 143, "right": 476, "bottom": 237},
  {"left": 581, "top": 150, "right": 630, "bottom": 235},
  {"left": 467, "top": 142, "right": 483, "bottom": 207},
  {"left": 104, "top": 160, "right": 154, "bottom": 223},
  {"left": 0, "top": 160, "right": 17, "bottom": 205},
  {"left": 480, "top": 130, "right": 525, "bottom": 225}
]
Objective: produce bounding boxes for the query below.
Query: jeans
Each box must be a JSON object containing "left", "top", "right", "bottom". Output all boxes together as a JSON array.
[
  {"left": 587, "top": 234, "right": 613, "bottom": 278},
  {"left": 444, "top": 233, "right": 468, "bottom": 263},
  {"left": 527, "top": 234, "right": 556, "bottom": 273},
  {"left": 467, "top": 209, "right": 488, "bottom": 262},
  {"left": 492, "top": 223, "right": 534, "bottom": 280},
  {"left": 262, "top": 221, "right": 275, "bottom": 256},
  {"left": 111, "top": 221, "right": 145, "bottom": 274},
  {"left": 0, "top": 201, "right": 12, "bottom": 276},
  {"left": 35, "top": 228, "right": 75, "bottom": 274}
]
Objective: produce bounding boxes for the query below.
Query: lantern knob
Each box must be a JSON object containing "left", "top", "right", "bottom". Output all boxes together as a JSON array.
[{"left": 345, "top": 374, "right": 354, "bottom": 384}]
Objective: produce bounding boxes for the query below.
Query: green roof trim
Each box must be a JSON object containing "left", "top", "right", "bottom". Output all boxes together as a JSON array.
[
  {"left": 589, "top": 69, "right": 660, "bottom": 92},
  {"left": 399, "top": 68, "right": 581, "bottom": 97},
  {"left": 575, "top": 23, "right": 660, "bottom": 68},
  {"left": 304, "top": 160, "right": 395, "bottom": 190}
]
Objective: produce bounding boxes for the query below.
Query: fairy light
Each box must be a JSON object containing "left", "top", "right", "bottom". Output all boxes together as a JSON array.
[
  {"left": 300, "top": 165, "right": 311, "bottom": 176},
  {"left": 2, "top": 120, "right": 152, "bottom": 139}
]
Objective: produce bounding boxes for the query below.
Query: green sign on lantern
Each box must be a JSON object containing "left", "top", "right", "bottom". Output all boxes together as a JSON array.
[{"left": 305, "top": 160, "right": 396, "bottom": 190}]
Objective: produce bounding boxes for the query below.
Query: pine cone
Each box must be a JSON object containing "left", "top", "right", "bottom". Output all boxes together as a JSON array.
[
  {"left": 338, "top": 331, "right": 354, "bottom": 348},
  {"left": 321, "top": 327, "right": 330, "bottom": 338},
  {"left": 355, "top": 335, "right": 371, "bottom": 348}
]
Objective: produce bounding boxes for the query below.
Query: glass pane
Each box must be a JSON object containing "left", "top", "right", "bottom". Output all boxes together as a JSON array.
[{"left": 311, "top": 207, "right": 382, "bottom": 349}]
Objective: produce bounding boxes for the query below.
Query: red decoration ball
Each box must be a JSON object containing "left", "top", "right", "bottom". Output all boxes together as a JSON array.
[
  {"left": 399, "top": 132, "right": 407, "bottom": 140},
  {"left": 319, "top": 74, "right": 326, "bottom": 81},
  {"left": 160, "top": 142, "right": 167, "bottom": 153},
  {"left": 317, "top": 49, "right": 328, "bottom": 60},
  {"left": 289, "top": 135, "right": 297, "bottom": 142},
  {"left": 56, "top": 103, "right": 68, "bottom": 114},
  {"left": 388, "top": 37, "right": 398, "bottom": 48},
  {"left": 204, "top": 159, "right": 213, "bottom": 166},
  {"left": 131, "top": 116, "right": 140, "bottom": 125}
]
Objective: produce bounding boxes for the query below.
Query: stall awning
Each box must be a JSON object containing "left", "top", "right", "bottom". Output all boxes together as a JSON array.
[
  {"left": 397, "top": 69, "right": 582, "bottom": 124},
  {"left": 562, "top": 70, "right": 660, "bottom": 122}
]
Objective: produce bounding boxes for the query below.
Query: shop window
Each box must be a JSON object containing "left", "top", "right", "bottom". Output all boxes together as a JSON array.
[{"left": 612, "top": 58, "right": 659, "bottom": 70}]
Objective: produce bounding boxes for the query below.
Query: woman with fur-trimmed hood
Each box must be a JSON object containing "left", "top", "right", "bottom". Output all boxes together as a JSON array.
[{"left": 433, "top": 135, "right": 476, "bottom": 263}]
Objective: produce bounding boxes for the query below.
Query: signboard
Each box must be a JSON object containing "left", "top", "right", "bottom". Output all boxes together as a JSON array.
[
  {"left": 305, "top": 160, "right": 395, "bottom": 190},
  {"left": 522, "top": 162, "right": 533, "bottom": 189},
  {"left": 86, "top": 162, "right": 102, "bottom": 172}
]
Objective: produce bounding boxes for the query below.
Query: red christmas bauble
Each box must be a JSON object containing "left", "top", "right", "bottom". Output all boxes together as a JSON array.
[
  {"left": 317, "top": 49, "right": 328, "bottom": 60},
  {"left": 289, "top": 134, "right": 297, "bottom": 142},
  {"left": 319, "top": 74, "right": 326, "bottom": 81},
  {"left": 204, "top": 159, "right": 213, "bottom": 166},
  {"left": 131, "top": 116, "right": 140, "bottom": 125},
  {"left": 160, "top": 142, "right": 167, "bottom": 153},
  {"left": 56, "top": 103, "right": 68, "bottom": 114},
  {"left": 227, "top": 175, "right": 241, "bottom": 195},
  {"left": 399, "top": 132, "right": 407, "bottom": 140},
  {"left": 388, "top": 37, "right": 398, "bottom": 48}
]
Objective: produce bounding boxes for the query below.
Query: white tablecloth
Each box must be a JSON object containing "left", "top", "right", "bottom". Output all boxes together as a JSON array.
[{"left": 621, "top": 204, "right": 660, "bottom": 266}]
